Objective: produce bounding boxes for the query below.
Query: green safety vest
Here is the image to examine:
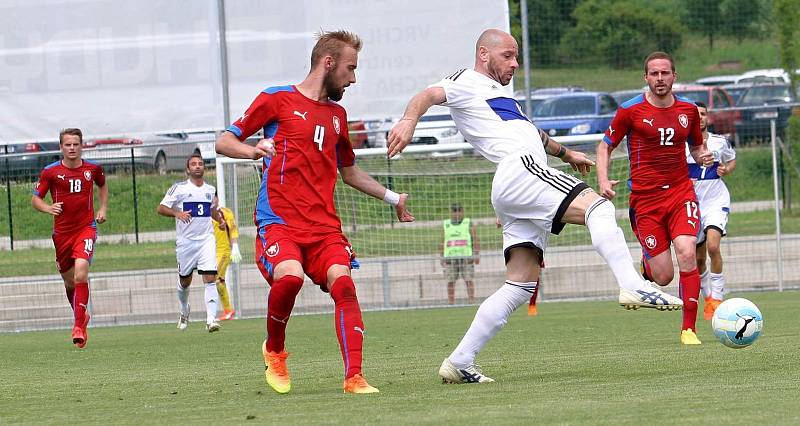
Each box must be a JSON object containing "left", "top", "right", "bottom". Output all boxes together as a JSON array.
[{"left": 443, "top": 218, "right": 473, "bottom": 258}]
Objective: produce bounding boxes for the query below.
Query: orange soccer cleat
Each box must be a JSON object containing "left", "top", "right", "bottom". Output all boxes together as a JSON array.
[
  {"left": 72, "top": 314, "right": 90, "bottom": 349},
  {"left": 217, "top": 310, "right": 235, "bottom": 321},
  {"left": 343, "top": 374, "right": 379, "bottom": 394},
  {"left": 527, "top": 303, "right": 538, "bottom": 316},
  {"left": 262, "top": 341, "right": 291, "bottom": 394},
  {"left": 703, "top": 297, "right": 722, "bottom": 320}
]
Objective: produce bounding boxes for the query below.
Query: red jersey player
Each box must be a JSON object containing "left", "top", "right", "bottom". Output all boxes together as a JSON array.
[
  {"left": 596, "top": 52, "right": 713, "bottom": 345},
  {"left": 32, "top": 128, "right": 108, "bottom": 348},
  {"left": 216, "top": 30, "right": 414, "bottom": 394}
]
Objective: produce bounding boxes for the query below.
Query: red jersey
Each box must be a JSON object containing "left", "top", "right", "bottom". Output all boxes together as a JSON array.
[
  {"left": 227, "top": 85, "right": 356, "bottom": 240},
  {"left": 603, "top": 94, "right": 703, "bottom": 193},
  {"left": 33, "top": 160, "right": 106, "bottom": 234}
]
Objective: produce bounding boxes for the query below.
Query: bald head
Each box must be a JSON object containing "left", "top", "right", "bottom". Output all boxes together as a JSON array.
[{"left": 474, "top": 29, "right": 519, "bottom": 86}]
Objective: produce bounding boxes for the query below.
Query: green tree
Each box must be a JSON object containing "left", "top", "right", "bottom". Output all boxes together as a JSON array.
[
  {"left": 774, "top": 0, "right": 799, "bottom": 94},
  {"left": 559, "top": 0, "right": 685, "bottom": 69},
  {"left": 720, "top": 0, "right": 765, "bottom": 42},
  {"left": 509, "top": 0, "right": 580, "bottom": 66},
  {"left": 683, "top": 0, "right": 724, "bottom": 50}
]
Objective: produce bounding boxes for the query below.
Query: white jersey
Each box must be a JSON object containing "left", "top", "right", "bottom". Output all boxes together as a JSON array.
[
  {"left": 430, "top": 69, "right": 546, "bottom": 164},
  {"left": 686, "top": 132, "right": 736, "bottom": 205},
  {"left": 160, "top": 179, "right": 216, "bottom": 243}
]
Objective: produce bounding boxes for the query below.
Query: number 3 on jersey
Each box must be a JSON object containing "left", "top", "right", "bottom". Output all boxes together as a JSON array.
[{"left": 314, "top": 125, "right": 325, "bottom": 151}]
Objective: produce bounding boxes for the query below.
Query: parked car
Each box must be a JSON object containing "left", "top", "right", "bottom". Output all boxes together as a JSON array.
[
  {"left": 409, "top": 112, "right": 463, "bottom": 145},
  {"left": 82, "top": 132, "right": 216, "bottom": 174},
  {"left": 532, "top": 92, "right": 618, "bottom": 137},
  {"left": 347, "top": 120, "right": 369, "bottom": 149},
  {"left": 696, "top": 69, "right": 790, "bottom": 87},
  {"left": 695, "top": 75, "right": 742, "bottom": 86},
  {"left": 611, "top": 89, "right": 644, "bottom": 106},
  {"left": 720, "top": 83, "right": 750, "bottom": 105},
  {"left": 672, "top": 84, "right": 739, "bottom": 139},
  {"left": 515, "top": 86, "right": 584, "bottom": 115},
  {"left": 734, "top": 83, "right": 799, "bottom": 143},
  {"left": 1, "top": 141, "right": 61, "bottom": 177}
]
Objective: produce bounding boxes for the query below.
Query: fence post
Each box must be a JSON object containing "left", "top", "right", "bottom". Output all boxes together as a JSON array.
[
  {"left": 3, "top": 145, "right": 13, "bottom": 250},
  {"left": 130, "top": 147, "right": 140, "bottom": 244},
  {"left": 381, "top": 260, "right": 392, "bottom": 308},
  {"left": 770, "top": 118, "right": 784, "bottom": 291}
]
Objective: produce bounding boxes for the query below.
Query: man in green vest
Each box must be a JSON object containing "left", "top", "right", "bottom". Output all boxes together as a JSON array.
[{"left": 441, "top": 203, "right": 480, "bottom": 304}]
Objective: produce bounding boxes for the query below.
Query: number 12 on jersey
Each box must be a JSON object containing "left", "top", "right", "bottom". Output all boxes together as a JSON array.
[
  {"left": 658, "top": 127, "right": 674, "bottom": 146},
  {"left": 314, "top": 125, "right": 325, "bottom": 151}
]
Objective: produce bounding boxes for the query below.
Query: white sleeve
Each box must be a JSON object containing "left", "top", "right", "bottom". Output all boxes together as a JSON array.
[
  {"left": 428, "top": 69, "right": 472, "bottom": 109},
  {"left": 160, "top": 183, "right": 179, "bottom": 208},
  {"left": 721, "top": 139, "right": 736, "bottom": 163}
]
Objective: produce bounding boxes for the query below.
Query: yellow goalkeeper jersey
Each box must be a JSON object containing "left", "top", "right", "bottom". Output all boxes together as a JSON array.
[{"left": 214, "top": 207, "right": 239, "bottom": 253}]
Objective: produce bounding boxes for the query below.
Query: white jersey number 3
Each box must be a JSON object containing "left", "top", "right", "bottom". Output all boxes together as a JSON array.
[{"left": 313, "top": 125, "right": 325, "bottom": 151}]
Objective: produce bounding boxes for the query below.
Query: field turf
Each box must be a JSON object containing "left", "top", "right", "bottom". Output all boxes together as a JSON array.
[{"left": 2, "top": 291, "right": 799, "bottom": 424}]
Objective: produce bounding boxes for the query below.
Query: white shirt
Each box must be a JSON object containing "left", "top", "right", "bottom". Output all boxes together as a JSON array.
[
  {"left": 686, "top": 132, "right": 736, "bottom": 204},
  {"left": 160, "top": 179, "right": 216, "bottom": 243},
  {"left": 431, "top": 69, "right": 546, "bottom": 164}
]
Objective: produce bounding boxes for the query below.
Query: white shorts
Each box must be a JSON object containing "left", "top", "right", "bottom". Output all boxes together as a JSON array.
[
  {"left": 696, "top": 204, "right": 730, "bottom": 245},
  {"left": 491, "top": 153, "right": 589, "bottom": 261},
  {"left": 176, "top": 235, "right": 217, "bottom": 277}
]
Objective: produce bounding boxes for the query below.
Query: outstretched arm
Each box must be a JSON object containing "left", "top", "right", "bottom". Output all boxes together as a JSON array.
[
  {"left": 539, "top": 129, "right": 594, "bottom": 175},
  {"left": 387, "top": 87, "right": 447, "bottom": 158},
  {"left": 595, "top": 142, "right": 619, "bottom": 199},
  {"left": 339, "top": 164, "right": 414, "bottom": 222}
]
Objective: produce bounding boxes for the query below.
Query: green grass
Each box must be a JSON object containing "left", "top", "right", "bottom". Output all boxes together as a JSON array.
[{"left": 2, "top": 291, "right": 798, "bottom": 424}]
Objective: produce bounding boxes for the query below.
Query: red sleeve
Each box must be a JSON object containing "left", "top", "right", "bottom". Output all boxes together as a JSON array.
[
  {"left": 94, "top": 164, "right": 106, "bottom": 187},
  {"left": 336, "top": 110, "right": 356, "bottom": 168},
  {"left": 227, "top": 92, "right": 280, "bottom": 141},
  {"left": 33, "top": 167, "right": 51, "bottom": 198},
  {"left": 687, "top": 107, "right": 703, "bottom": 146},
  {"left": 603, "top": 106, "right": 631, "bottom": 148}
]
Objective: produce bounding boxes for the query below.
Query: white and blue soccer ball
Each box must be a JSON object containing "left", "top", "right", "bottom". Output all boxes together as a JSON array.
[{"left": 711, "top": 298, "right": 763, "bottom": 349}]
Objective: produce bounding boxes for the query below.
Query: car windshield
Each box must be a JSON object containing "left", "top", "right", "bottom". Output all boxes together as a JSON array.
[
  {"left": 534, "top": 96, "right": 595, "bottom": 118},
  {"left": 724, "top": 88, "right": 747, "bottom": 104},
  {"left": 673, "top": 90, "right": 709, "bottom": 104},
  {"left": 738, "top": 86, "right": 793, "bottom": 106},
  {"left": 418, "top": 114, "right": 453, "bottom": 122}
]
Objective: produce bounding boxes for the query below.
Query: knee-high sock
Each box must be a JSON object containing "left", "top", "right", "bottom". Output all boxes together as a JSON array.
[
  {"left": 449, "top": 281, "right": 535, "bottom": 369},
  {"left": 699, "top": 269, "right": 710, "bottom": 299},
  {"left": 265, "top": 275, "right": 304, "bottom": 353},
  {"left": 585, "top": 199, "right": 644, "bottom": 291},
  {"left": 679, "top": 269, "right": 701, "bottom": 331},
  {"left": 330, "top": 276, "right": 364, "bottom": 379},
  {"left": 204, "top": 282, "right": 220, "bottom": 323},
  {"left": 709, "top": 272, "right": 725, "bottom": 300},
  {"left": 176, "top": 282, "right": 190, "bottom": 315},
  {"left": 216, "top": 278, "right": 233, "bottom": 312},
  {"left": 73, "top": 282, "right": 89, "bottom": 327},
  {"left": 65, "top": 287, "right": 75, "bottom": 309}
]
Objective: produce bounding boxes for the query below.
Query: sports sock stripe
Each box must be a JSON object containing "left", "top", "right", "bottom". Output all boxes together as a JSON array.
[{"left": 504, "top": 280, "right": 538, "bottom": 294}]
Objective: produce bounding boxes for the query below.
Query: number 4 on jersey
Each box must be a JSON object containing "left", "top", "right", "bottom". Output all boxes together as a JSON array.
[{"left": 314, "top": 125, "right": 325, "bottom": 151}]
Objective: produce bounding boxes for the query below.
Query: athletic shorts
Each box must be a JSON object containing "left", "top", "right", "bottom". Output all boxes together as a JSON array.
[
  {"left": 629, "top": 181, "right": 699, "bottom": 259},
  {"left": 492, "top": 152, "right": 589, "bottom": 260},
  {"left": 695, "top": 185, "right": 730, "bottom": 245},
  {"left": 444, "top": 258, "right": 475, "bottom": 282},
  {"left": 176, "top": 235, "right": 217, "bottom": 277},
  {"left": 255, "top": 224, "right": 356, "bottom": 288},
  {"left": 52, "top": 226, "right": 97, "bottom": 273}
]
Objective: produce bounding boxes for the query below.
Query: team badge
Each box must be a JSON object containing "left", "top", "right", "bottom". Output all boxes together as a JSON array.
[
  {"left": 83, "top": 171, "right": 92, "bottom": 181},
  {"left": 645, "top": 235, "right": 657, "bottom": 250},
  {"left": 205, "top": 193, "right": 212, "bottom": 200},
  {"left": 266, "top": 243, "right": 279, "bottom": 257},
  {"left": 333, "top": 116, "right": 341, "bottom": 135},
  {"left": 678, "top": 114, "right": 688, "bottom": 128}
]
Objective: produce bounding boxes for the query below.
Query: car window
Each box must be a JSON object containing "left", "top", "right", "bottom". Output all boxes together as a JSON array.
[
  {"left": 713, "top": 90, "right": 730, "bottom": 108},
  {"left": 673, "top": 90, "right": 709, "bottom": 105},
  {"left": 739, "top": 86, "right": 794, "bottom": 106},
  {"left": 534, "top": 96, "right": 595, "bottom": 117},
  {"left": 599, "top": 95, "right": 618, "bottom": 114}
]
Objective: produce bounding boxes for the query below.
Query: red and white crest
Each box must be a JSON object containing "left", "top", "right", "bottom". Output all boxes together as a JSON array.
[
  {"left": 83, "top": 170, "right": 92, "bottom": 181},
  {"left": 266, "top": 243, "right": 279, "bottom": 257},
  {"left": 645, "top": 235, "right": 657, "bottom": 250},
  {"left": 678, "top": 114, "right": 688, "bottom": 128},
  {"left": 333, "top": 116, "right": 341, "bottom": 135}
]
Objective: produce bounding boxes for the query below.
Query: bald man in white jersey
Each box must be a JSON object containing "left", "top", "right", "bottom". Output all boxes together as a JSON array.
[{"left": 388, "top": 29, "right": 683, "bottom": 384}]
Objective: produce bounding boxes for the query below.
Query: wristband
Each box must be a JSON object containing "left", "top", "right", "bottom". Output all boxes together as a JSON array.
[
  {"left": 556, "top": 146, "right": 567, "bottom": 158},
  {"left": 383, "top": 189, "right": 401, "bottom": 206}
]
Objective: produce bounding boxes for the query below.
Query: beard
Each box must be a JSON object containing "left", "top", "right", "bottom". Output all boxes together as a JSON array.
[{"left": 324, "top": 74, "right": 344, "bottom": 101}]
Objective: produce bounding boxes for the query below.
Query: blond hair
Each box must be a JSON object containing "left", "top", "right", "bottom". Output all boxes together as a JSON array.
[{"left": 310, "top": 30, "right": 362, "bottom": 68}]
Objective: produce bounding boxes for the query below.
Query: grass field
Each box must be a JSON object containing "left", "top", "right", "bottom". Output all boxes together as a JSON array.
[{"left": 1, "top": 291, "right": 798, "bottom": 424}]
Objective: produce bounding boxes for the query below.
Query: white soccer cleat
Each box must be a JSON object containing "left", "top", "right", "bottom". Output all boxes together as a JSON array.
[
  {"left": 619, "top": 282, "right": 683, "bottom": 311},
  {"left": 177, "top": 305, "right": 190, "bottom": 330},
  {"left": 438, "top": 358, "right": 495, "bottom": 384},
  {"left": 206, "top": 320, "right": 221, "bottom": 333}
]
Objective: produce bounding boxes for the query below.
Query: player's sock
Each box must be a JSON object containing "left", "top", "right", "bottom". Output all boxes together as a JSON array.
[
  {"left": 449, "top": 281, "right": 535, "bottom": 369},
  {"left": 699, "top": 269, "right": 710, "bottom": 299},
  {"left": 73, "top": 282, "right": 89, "bottom": 327},
  {"left": 584, "top": 198, "right": 644, "bottom": 291},
  {"left": 216, "top": 278, "right": 233, "bottom": 312},
  {"left": 204, "top": 282, "right": 220, "bottom": 324},
  {"left": 329, "top": 276, "right": 365, "bottom": 379},
  {"left": 65, "top": 287, "right": 75, "bottom": 309},
  {"left": 709, "top": 272, "right": 725, "bottom": 300},
  {"left": 679, "top": 269, "right": 701, "bottom": 331},
  {"left": 176, "top": 282, "right": 190, "bottom": 315},
  {"left": 265, "top": 275, "right": 304, "bottom": 353}
]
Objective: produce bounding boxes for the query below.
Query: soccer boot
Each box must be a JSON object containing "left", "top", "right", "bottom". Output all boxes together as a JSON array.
[
  {"left": 217, "top": 310, "right": 235, "bottom": 321},
  {"left": 527, "top": 303, "right": 538, "bottom": 316},
  {"left": 680, "top": 328, "right": 702, "bottom": 345},
  {"left": 177, "top": 305, "right": 190, "bottom": 331},
  {"left": 343, "top": 374, "right": 380, "bottom": 394},
  {"left": 262, "top": 340, "right": 291, "bottom": 394},
  {"left": 703, "top": 297, "right": 722, "bottom": 320},
  {"left": 619, "top": 281, "right": 683, "bottom": 311},
  {"left": 73, "top": 314, "right": 91, "bottom": 349},
  {"left": 438, "top": 358, "right": 495, "bottom": 384},
  {"left": 206, "top": 320, "right": 221, "bottom": 333}
]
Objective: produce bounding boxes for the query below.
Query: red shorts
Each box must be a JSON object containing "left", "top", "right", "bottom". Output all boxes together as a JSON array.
[
  {"left": 629, "top": 182, "right": 700, "bottom": 259},
  {"left": 255, "top": 225, "right": 356, "bottom": 287},
  {"left": 52, "top": 226, "right": 97, "bottom": 273}
]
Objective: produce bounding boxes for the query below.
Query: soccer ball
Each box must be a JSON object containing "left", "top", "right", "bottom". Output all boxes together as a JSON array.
[{"left": 711, "top": 298, "right": 763, "bottom": 349}]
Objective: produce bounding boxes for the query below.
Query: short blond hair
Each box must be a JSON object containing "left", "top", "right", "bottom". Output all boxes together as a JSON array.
[
  {"left": 59, "top": 128, "right": 83, "bottom": 145},
  {"left": 644, "top": 51, "right": 675, "bottom": 73},
  {"left": 310, "top": 30, "right": 362, "bottom": 68}
]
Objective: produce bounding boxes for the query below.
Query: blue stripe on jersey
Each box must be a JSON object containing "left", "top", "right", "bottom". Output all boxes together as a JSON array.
[
  {"left": 264, "top": 122, "right": 278, "bottom": 138},
  {"left": 262, "top": 85, "right": 294, "bottom": 94},
  {"left": 227, "top": 124, "right": 243, "bottom": 137},
  {"left": 84, "top": 159, "right": 99, "bottom": 166},
  {"left": 603, "top": 135, "right": 614, "bottom": 145},
  {"left": 688, "top": 163, "right": 720, "bottom": 180},
  {"left": 255, "top": 158, "right": 285, "bottom": 227},
  {"left": 675, "top": 95, "right": 695, "bottom": 105},
  {"left": 183, "top": 201, "right": 212, "bottom": 217},
  {"left": 620, "top": 94, "right": 645, "bottom": 109},
  {"left": 486, "top": 97, "right": 529, "bottom": 122},
  {"left": 722, "top": 207, "right": 730, "bottom": 213},
  {"left": 43, "top": 160, "right": 61, "bottom": 170}
]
